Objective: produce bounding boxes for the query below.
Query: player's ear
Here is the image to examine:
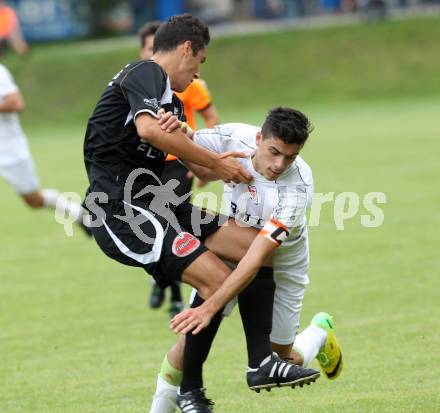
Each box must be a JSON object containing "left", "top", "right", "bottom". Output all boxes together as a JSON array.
[
  {"left": 182, "top": 40, "right": 193, "bottom": 56},
  {"left": 256, "top": 132, "right": 262, "bottom": 146}
]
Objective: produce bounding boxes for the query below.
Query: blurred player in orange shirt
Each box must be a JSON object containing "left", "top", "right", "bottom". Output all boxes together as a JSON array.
[
  {"left": 175, "top": 79, "right": 217, "bottom": 134},
  {"left": 139, "top": 21, "right": 219, "bottom": 317},
  {"left": 0, "top": 1, "right": 29, "bottom": 55}
]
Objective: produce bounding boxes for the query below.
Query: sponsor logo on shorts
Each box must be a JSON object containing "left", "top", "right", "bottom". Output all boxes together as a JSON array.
[{"left": 172, "top": 232, "right": 200, "bottom": 257}]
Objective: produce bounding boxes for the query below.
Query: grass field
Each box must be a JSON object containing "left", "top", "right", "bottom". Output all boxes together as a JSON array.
[{"left": 1, "top": 16, "right": 440, "bottom": 413}]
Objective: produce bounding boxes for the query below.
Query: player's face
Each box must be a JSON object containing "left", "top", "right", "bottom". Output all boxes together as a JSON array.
[
  {"left": 254, "top": 133, "right": 302, "bottom": 180},
  {"left": 173, "top": 42, "right": 206, "bottom": 92},
  {"left": 140, "top": 35, "right": 154, "bottom": 60}
]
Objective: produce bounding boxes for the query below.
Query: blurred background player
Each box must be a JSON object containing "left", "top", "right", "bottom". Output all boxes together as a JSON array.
[
  {"left": 139, "top": 21, "right": 220, "bottom": 318},
  {"left": 0, "top": 0, "right": 29, "bottom": 55},
  {"left": 0, "top": 63, "right": 89, "bottom": 234}
]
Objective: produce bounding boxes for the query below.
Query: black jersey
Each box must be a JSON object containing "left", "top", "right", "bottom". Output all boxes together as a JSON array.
[{"left": 84, "top": 60, "right": 185, "bottom": 201}]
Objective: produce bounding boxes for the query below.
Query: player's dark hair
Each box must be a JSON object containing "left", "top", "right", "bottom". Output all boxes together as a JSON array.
[
  {"left": 138, "top": 21, "right": 161, "bottom": 47},
  {"left": 153, "top": 14, "right": 210, "bottom": 55},
  {"left": 261, "top": 107, "right": 313, "bottom": 146}
]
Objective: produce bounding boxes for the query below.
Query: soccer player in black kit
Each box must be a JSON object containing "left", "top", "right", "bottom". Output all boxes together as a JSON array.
[{"left": 83, "top": 14, "right": 318, "bottom": 412}]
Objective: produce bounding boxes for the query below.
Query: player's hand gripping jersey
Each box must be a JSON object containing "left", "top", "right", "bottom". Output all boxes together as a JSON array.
[{"left": 194, "top": 123, "right": 314, "bottom": 285}]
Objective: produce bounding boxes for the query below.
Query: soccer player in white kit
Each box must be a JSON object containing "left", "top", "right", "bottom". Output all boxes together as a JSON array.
[
  {"left": 150, "top": 107, "right": 343, "bottom": 413},
  {"left": 0, "top": 64, "right": 89, "bottom": 233}
]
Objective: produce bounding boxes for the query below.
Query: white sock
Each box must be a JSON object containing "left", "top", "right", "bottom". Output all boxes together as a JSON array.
[
  {"left": 149, "top": 375, "right": 178, "bottom": 413},
  {"left": 41, "top": 188, "right": 61, "bottom": 208},
  {"left": 41, "top": 189, "right": 86, "bottom": 224},
  {"left": 294, "top": 325, "right": 328, "bottom": 367}
]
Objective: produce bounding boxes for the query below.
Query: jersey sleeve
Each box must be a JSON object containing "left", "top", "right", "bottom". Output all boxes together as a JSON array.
[
  {"left": 193, "top": 126, "right": 225, "bottom": 154},
  {"left": 187, "top": 80, "right": 212, "bottom": 112},
  {"left": 259, "top": 185, "right": 309, "bottom": 246},
  {"left": 120, "top": 62, "right": 168, "bottom": 120},
  {"left": 0, "top": 65, "right": 19, "bottom": 99}
]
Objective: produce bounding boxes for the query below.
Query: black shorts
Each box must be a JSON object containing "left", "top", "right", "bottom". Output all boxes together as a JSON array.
[{"left": 90, "top": 199, "right": 223, "bottom": 288}]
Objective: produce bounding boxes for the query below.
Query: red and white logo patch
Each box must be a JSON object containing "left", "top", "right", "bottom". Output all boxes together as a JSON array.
[{"left": 172, "top": 232, "right": 201, "bottom": 257}]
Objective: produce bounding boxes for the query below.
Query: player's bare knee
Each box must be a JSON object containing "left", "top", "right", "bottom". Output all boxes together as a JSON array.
[{"left": 182, "top": 252, "right": 230, "bottom": 298}]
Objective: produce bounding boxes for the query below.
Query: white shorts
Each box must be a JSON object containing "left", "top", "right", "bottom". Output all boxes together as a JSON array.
[
  {"left": 190, "top": 266, "right": 307, "bottom": 346},
  {"left": 0, "top": 157, "right": 40, "bottom": 194},
  {"left": 270, "top": 272, "right": 306, "bottom": 345}
]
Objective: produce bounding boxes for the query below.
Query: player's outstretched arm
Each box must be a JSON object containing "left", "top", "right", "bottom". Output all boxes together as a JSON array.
[
  {"left": 184, "top": 150, "right": 251, "bottom": 183},
  {"left": 170, "top": 235, "right": 277, "bottom": 335},
  {"left": 136, "top": 113, "right": 252, "bottom": 184},
  {"left": 184, "top": 162, "right": 218, "bottom": 182},
  {"left": 153, "top": 110, "right": 242, "bottom": 183}
]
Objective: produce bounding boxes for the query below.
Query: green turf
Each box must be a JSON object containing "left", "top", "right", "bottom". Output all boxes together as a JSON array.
[
  {"left": 1, "top": 96, "right": 439, "bottom": 412},
  {"left": 1, "top": 16, "right": 440, "bottom": 413},
  {"left": 2, "top": 16, "right": 440, "bottom": 126}
]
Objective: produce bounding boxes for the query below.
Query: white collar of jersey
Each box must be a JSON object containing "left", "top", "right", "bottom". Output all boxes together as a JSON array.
[{"left": 160, "top": 77, "right": 173, "bottom": 105}]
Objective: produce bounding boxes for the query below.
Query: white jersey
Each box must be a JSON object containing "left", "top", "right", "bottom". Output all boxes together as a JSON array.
[
  {"left": 0, "top": 64, "right": 31, "bottom": 166},
  {"left": 194, "top": 123, "right": 314, "bottom": 284}
]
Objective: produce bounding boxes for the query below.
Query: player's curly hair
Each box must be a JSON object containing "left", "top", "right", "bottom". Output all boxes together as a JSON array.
[
  {"left": 262, "top": 107, "right": 313, "bottom": 145},
  {"left": 153, "top": 14, "right": 210, "bottom": 56}
]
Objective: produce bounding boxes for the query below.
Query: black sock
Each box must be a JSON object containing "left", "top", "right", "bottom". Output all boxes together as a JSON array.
[
  {"left": 180, "top": 293, "right": 223, "bottom": 394},
  {"left": 170, "top": 281, "right": 182, "bottom": 302},
  {"left": 238, "top": 267, "right": 275, "bottom": 368}
]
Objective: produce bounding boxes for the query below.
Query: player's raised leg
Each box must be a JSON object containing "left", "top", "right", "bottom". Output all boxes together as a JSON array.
[
  {"left": 266, "top": 273, "right": 342, "bottom": 379},
  {"left": 294, "top": 312, "right": 343, "bottom": 379},
  {"left": 0, "top": 156, "right": 90, "bottom": 235},
  {"left": 174, "top": 248, "right": 230, "bottom": 413},
  {"left": 150, "top": 220, "right": 258, "bottom": 413},
  {"left": 24, "top": 189, "right": 90, "bottom": 235},
  {"left": 150, "top": 221, "right": 266, "bottom": 413},
  {"left": 150, "top": 219, "right": 319, "bottom": 413}
]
